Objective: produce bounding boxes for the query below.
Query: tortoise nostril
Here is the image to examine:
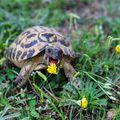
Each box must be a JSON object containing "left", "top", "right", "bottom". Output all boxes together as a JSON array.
[{"left": 55, "top": 53, "right": 59, "bottom": 58}]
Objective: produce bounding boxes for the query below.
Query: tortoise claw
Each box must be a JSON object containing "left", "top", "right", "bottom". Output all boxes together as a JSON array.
[
  {"left": 12, "top": 76, "right": 27, "bottom": 92},
  {"left": 14, "top": 75, "right": 23, "bottom": 85},
  {"left": 14, "top": 75, "right": 27, "bottom": 89}
]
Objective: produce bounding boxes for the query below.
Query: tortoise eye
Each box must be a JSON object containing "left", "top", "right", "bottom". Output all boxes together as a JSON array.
[{"left": 59, "top": 50, "right": 62, "bottom": 54}]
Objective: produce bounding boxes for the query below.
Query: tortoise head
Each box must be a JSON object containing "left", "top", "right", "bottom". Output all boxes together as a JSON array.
[{"left": 44, "top": 45, "right": 63, "bottom": 66}]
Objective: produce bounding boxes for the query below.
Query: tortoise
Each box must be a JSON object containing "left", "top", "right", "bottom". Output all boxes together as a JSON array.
[{"left": 6, "top": 26, "right": 76, "bottom": 88}]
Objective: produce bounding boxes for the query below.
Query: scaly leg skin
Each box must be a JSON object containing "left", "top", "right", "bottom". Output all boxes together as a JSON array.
[
  {"left": 14, "top": 61, "right": 35, "bottom": 89},
  {"left": 13, "top": 62, "right": 46, "bottom": 91},
  {"left": 62, "top": 62, "right": 76, "bottom": 80},
  {"left": 62, "top": 61, "right": 79, "bottom": 86}
]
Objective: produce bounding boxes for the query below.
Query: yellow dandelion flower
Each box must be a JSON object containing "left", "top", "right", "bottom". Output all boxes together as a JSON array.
[
  {"left": 47, "top": 63, "right": 57, "bottom": 74},
  {"left": 80, "top": 96, "right": 88, "bottom": 108},
  {"left": 115, "top": 45, "right": 120, "bottom": 53}
]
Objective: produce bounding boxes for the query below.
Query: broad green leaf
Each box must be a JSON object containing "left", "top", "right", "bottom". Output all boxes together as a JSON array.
[
  {"left": 31, "top": 110, "right": 39, "bottom": 118},
  {"left": 29, "top": 99, "right": 36, "bottom": 108},
  {"left": 0, "top": 97, "right": 9, "bottom": 106},
  {"left": 6, "top": 68, "right": 16, "bottom": 81},
  {"left": 36, "top": 71, "right": 47, "bottom": 81},
  {"left": 0, "top": 57, "right": 5, "bottom": 65},
  {"left": 0, "top": 76, "right": 5, "bottom": 83}
]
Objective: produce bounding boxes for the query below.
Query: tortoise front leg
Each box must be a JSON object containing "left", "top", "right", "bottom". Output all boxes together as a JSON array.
[
  {"left": 62, "top": 61, "right": 76, "bottom": 81},
  {"left": 62, "top": 61, "right": 79, "bottom": 86},
  {"left": 14, "top": 61, "right": 46, "bottom": 89},
  {"left": 14, "top": 61, "right": 35, "bottom": 88}
]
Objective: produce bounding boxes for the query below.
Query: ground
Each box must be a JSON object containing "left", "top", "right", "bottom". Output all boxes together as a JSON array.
[{"left": 0, "top": 0, "right": 120, "bottom": 119}]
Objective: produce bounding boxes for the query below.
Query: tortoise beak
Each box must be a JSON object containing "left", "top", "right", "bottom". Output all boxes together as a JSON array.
[
  {"left": 49, "top": 57, "right": 59, "bottom": 64},
  {"left": 44, "top": 56, "right": 60, "bottom": 66}
]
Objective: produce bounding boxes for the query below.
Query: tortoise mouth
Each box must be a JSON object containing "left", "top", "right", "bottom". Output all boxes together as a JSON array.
[{"left": 49, "top": 57, "right": 59, "bottom": 64}]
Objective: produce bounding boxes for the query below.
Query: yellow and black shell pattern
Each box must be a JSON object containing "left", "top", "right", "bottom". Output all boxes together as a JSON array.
[{"left": 6, "top": 26, "right": 75, "bottom": 62}]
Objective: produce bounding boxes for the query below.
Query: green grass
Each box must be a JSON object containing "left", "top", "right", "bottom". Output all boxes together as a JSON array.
[{"left": 0, "top": 0, "right": 120, "bottom": 119}]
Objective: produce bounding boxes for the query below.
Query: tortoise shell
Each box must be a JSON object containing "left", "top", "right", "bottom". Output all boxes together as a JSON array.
[{"left": 6, "top": 26, "right": 75, "bottom": 62}]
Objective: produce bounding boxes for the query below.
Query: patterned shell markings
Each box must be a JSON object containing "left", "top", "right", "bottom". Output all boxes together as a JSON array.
[{"left": 7, "top": 26, "right": 75, "bottom": 62}]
